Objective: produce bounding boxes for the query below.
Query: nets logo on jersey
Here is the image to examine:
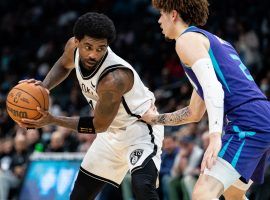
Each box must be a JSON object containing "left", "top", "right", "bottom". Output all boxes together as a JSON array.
[{"left": 130, "top": 149, "right": 144, "bottom": 165}]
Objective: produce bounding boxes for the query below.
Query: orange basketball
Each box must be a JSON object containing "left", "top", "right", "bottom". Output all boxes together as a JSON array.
[{"left": 6, "top": 82, "right": 49, "bottom": 123}]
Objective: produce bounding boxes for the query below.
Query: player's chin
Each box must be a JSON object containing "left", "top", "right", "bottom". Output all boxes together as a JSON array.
[{"left": 83, "top": 63, "right": 94, "bottom": 70}]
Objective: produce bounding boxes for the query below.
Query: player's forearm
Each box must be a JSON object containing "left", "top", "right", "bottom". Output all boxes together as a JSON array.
[
  {"left": 42, "top": 59, "right": 72, "bottom": 90},
  {"left": 150, "top": 107, "right": 194, "bottom": 126},
  {"left": 51, "top": 115, "right": 79, "bottom": 131}
]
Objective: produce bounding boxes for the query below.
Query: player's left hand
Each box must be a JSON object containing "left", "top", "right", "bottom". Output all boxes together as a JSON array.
[
  {"left": 18, "top": 107, "right": 53, "bottom": 129},
  {"left": 200, "top": 132, "right": 222, "bottom": 173},
  {"left": 141, "top": 103, "right": 158, "bottom": 124}
]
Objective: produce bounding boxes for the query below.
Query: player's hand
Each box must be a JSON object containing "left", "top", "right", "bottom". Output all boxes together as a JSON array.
[
  {"left": 200, "top": 132, "right": 222, "bottom": 173},
  {"left": 19, "top": 78, "right": 42, "bottom": 85},
  {"left": 141, "top": 103, "right": 158, "bottom": 124},
  {"left": 19, "top": 79, "right": 49, "bottom": 94},
  {"left": 18, "top": 107, "right": 53, "bottom": 129}
]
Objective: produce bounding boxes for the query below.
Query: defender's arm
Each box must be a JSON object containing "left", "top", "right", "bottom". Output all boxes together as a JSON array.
[{"left": 146, "top": 89, "right": 206, "bottom": 125}]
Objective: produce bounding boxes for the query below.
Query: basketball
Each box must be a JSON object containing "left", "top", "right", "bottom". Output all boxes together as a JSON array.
[{"left": 6, "top": 82, "right": 49, "bottom": 123}]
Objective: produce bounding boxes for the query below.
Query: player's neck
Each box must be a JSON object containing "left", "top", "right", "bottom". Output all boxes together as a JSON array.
[
  {"left": 174, "top": 23, "right": 189, "bottom": 41},
  {"left": 80, "top": 60, "right": 96, "bottom": 76}
]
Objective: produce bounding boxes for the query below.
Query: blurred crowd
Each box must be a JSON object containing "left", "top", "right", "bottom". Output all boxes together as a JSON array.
[{"left": 0, "top": 0, "right": 270, "bottom": 199}]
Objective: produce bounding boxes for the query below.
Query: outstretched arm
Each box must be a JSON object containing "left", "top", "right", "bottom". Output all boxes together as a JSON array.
[{"left": 142, "top": 90, "right": 206, "bottom": 125}]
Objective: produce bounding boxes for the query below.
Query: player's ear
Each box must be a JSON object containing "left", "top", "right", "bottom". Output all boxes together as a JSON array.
[
  {"left": 172, "top": 10, "right": 178, "bottom": 21},
  {"left": 74, "top": 37, "right": 80, "bottom": 46}
]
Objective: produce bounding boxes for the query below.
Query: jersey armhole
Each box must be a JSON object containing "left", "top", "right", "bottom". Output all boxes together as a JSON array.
[
  {"left": 97, "top": 65, "right": 135, "bottom": 95},
  {"left": 73, "top": 48, "right": 77, "bottom": 63}
]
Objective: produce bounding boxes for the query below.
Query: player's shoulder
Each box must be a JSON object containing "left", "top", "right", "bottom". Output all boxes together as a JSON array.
[
  {"left": 176, "top": 32, "right": 203, "bottom": 55},
  {"left": 178, "top": 31, "right": 206, "bottom": 46},
  {"left": 97, "top": 68, "right": 133, "bottom": 93},
  {"left": 177, "top": 31, "right": 209, "bottom": 52},
  {"left": 64, "top": 37, "right": 77, "bottom": 52},
  {"left": 61, "top": 37, "right": 77, "bottom": 69}
]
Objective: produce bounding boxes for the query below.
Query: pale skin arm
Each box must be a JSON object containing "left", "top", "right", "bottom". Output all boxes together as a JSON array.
[
  {"left": 143, "top": 89, "right": 206, "bottom": 125},
  {"left": 20, "top": 68, "right": 134, "bottom": 133},
  {"left": 178, "top": 32, "right": 222, "bottom": 172},
  {"left": 143, "top": 32, "right": 222, "bottom": 172}
]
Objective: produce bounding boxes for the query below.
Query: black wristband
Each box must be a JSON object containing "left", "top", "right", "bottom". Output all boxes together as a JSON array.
[{"left": 77, "top": 116, "right": 96, "bottom": 134}]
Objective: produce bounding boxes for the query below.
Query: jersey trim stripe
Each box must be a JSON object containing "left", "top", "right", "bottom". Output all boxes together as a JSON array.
[
  {"left": 97, "top": 64, "right": 126, "bottom": 83},
  {"left": 73, "top": 48, "right": 77, "bottom": 63},
  {"left": 209, "top": 48, "right": 231, "bottom": 93},
  {"left": 131, "top": 124, "right": 158, "bottom": 174},
  {"left": 121, "top": 97, "right": 141, "bottom": 118},
  {"left": 80, "top": 166, "right": 120, "bottom": 188}
]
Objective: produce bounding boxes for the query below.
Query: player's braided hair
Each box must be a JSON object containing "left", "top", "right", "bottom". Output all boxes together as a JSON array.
[
  {"left": 152, "top": 0, "right": 209, "bottom": 26},
  {"left": 73, "top": 12, "right": 116, "bottom": 44}
]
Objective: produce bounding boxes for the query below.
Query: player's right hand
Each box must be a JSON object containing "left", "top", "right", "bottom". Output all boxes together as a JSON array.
[
  {"left": 19, "top": 107, "right": 53, "bottom": 129},
  {"left": 200, "top": 132, "right": 222, "bottom": 173},
  {"left": 19, "top": 79, "right": 50, "bottom": 94},
  {"left": 141, "top": 103, "right": 158, "bottom": 124}
]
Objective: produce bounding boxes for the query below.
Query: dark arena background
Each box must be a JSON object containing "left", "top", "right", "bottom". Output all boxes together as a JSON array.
[{"left": 0, "top": 0, "right": 269, "bottom": 200}]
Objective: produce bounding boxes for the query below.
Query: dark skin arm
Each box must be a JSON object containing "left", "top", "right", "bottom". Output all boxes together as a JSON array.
[
  {"left": 43, "top": 37, "right": 76, "bottom": 90},
  {"left": 20, "top": 68, "right": 134, "bottom": 133},
  {"left": 20, "top": 37, "right": 76, "bottom": 90},
  {"left": 94, "top": 68, "right": 134, "bottom": 132}
]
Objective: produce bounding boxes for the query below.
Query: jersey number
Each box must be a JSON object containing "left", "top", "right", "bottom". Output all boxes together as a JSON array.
[{"left": 230, "top": 54, "right": 254, "bottom": 81}]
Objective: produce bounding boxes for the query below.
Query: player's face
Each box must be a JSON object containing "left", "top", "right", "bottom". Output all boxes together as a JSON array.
[
  {"left": 77, "top": 36, "right": 108, "bottom": 70},
  {"left": 158, "top": 10, "right": 175, "bottom": 40}
]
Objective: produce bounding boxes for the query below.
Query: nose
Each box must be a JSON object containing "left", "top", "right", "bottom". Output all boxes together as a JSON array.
[
  {"left": 88, "top": 51, "right": 98, "bottom": 60},
  {"left": 158, "top": 17, "right": 162, "bottom": 24}
]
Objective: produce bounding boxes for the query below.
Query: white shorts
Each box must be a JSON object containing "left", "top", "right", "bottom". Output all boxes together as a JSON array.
[{"left": 80, "top": 121, "right": 164, "bottom": 187}]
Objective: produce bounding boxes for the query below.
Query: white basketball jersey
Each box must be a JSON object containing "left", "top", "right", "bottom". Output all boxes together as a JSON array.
[{"left": 74, "top": 47, "right": 155, "bottom": 129}]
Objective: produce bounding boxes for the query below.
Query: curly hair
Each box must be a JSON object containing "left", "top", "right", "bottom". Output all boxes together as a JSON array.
[
  {"left": 152, "top": 0, "right": 209, "bottom": 26},
  {"left": 73, "top": 12, "right": 116, "bottom": 44}
]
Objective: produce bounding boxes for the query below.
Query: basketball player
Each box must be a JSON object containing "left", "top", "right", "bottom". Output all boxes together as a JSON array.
[
  {"left": 19, "top": 12, "right": 164, "bottom": 200},
  {"left": 141, "top": 0, "right": 270, "bottom": 200}
]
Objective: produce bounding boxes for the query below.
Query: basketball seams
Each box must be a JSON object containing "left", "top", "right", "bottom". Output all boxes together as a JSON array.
[
  {"left": 6, "top": 83, "right": 49, "bottom": 122},
  {"left": 12, "top": 87, "right": 41, "bottom": 107},
  {"left": 6, "top": 100, "right": 39, "bottom": 111},
  {"left": 33, "top": 113, "right": 42, "bottom": 120}
]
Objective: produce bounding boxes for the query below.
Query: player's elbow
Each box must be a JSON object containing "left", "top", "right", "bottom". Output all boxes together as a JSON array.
[
  {"left": 191, "top": 111, "right": 204, "bottom": 123},
  {"left": 188, "top": 103, "right": 206, "bottom": 123},
  {"left": 95, "top": 126, "right": 108, "bottom": 133},
  {"left": 94, "top": 122, "right": 110, "bottom": 133},
  {"left": 192, "top": 114, "right": 203, "bottom": 122}
]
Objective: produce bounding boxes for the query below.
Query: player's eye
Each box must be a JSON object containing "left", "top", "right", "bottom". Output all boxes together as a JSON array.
[
  {"left": 85, "top": 46, "right": 91, "bottom": 50},
  {"left": 96, "top": 48, "right": 105, "bottom": 52}
]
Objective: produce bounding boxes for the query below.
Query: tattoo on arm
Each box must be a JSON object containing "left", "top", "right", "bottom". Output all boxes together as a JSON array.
[
  {"left": 95, "top": 69, "right": 128, "bottom": 132},
  {"left": 153, "top": 107, "right": 191, "bottom": 125},
  {"left": 96, "top": 90, "right": 119, "bottom": 116},
  {"left": 43, "top": 58, "right": 72, "bottom": 90}
]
